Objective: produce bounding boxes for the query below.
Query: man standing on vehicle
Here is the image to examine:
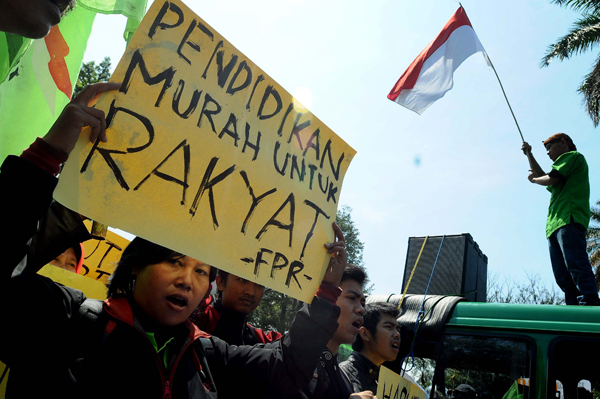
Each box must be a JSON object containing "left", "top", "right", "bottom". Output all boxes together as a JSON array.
[{"left": 522, "top": 133, "right": 600, "bottom": 305}]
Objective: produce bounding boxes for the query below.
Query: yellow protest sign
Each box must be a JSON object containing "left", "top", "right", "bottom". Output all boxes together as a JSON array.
[
  {"left": 38, "top": 264, "right": 109, "bottom": 300},
  {"left": 80, "top": 221, "right": 131, "bottom": 284},
  {"left": 54, "top": 0, "right": 355, "bottom": 302},
  {"left": 377, "top": 366, "right": 426, "bottom": 399}
]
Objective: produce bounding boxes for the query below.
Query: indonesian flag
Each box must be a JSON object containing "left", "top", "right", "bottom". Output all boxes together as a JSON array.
[{"left": 388, "top": 7, "right": 489, "bottom": 115}]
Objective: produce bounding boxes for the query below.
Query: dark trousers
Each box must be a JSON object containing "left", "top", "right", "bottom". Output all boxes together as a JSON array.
[{"left": 548, "top": 223, "right": 600, "bottom": 306}]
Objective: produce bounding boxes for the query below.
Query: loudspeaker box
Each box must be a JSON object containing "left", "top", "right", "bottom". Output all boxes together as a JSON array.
[{"left": 401, "top": 233, "right": 488, "bottom": 302}]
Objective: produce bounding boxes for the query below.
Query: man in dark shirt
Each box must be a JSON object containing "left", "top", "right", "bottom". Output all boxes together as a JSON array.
[
  {"left": 340, "top": 302, "right": 403, "bottom": 393},
  {"left": 297, "top": 264, "right": 374, "bottom": 399},
  {"left": 192, "top": 270, "right": 282, "bottom": 345}
]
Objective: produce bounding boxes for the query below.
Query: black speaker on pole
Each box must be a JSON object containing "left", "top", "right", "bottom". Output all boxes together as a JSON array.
[{"left": 401, "top": 233, "right": 488, "bottom": 302}]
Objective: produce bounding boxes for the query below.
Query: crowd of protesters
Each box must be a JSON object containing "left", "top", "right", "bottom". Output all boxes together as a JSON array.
[
  {"left": 0, "top": 3, "right": 397, "bottom": 398},
  {"left": 0, "top": 77, "right": 389, "bottom": 399},
  {"left": 2, "top": 2, "right": 599, "bottom": 399}
]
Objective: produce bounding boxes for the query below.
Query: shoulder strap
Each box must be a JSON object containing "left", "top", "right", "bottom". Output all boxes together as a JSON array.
[
  {"left": 78, "top": 298, "right": 115, "bottom": 342},
  {"left": 193, "top": 338, "right": 217, "bottom": 392},
  {"left": 199, "top": 337, "right": 214, "bottom": 358}
]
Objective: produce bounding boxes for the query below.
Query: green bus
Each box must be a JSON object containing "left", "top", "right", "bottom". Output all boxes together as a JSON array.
[{"left": 367, "top": 294, "right": 600, "bottom": 399}]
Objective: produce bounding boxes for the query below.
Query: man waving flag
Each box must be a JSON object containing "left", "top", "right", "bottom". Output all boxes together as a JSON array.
[{"left": 388, "top": 6, "right": 489, "bottom": 115}]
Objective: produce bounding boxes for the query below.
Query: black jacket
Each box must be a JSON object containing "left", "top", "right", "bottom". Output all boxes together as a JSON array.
[
  {"left": 0, "top": 156, "right": 340, "bottom": 399},
  {"left": 195, "top": 298, "right": 283, "bottom": 346},
  {"left": 339, "top": 351, "right": 380, "bottom": 394},
  {"left": 295, "top": 348, "right": 353, "bottom": 399}
]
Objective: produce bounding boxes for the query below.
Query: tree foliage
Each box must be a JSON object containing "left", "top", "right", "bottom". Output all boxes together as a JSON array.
[
  {"left": 542, "top": 0, "right": 600, "bottom": 126},
  {"left": 246, "top": 289, "right": 298, "bottom": 334},
  {"left": 336, "top": 205, "right": 365, "bottom": 268},
  {"left": 336, "top": 205, "right": 373, "bottom": 294},
  {"left": 74, "top": 57, "right": 111, "bottom": 97},
  {"left": 486, "top": 272, "right": 564, "bottom": 305},
  {"left": 248, "top": 205, "right": 369, "bottom": 332},
  {"left": 588, "top": 200, "right": 600, "bottom": 284},
  {"left": 409, "top": 358, "right": 436, "bottom": 389}
]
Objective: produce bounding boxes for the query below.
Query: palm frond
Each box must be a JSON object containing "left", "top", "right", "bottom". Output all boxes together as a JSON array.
[
  {"left": 551, "top": 0, "right": 600, "bottom": 14},
  {"left": 541, "top": 15, "right": 600, "bottom": 67},
  {"left": 577, "top": 53, "right": 600, "bottom": 126}
]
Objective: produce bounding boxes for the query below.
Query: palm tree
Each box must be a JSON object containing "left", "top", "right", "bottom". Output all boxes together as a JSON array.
[
  {"left": 541, "top": 0, "right": 600, "bottom": 126},
  {"left": 588, "top": 200, "right": 600, "bottom": 284}
]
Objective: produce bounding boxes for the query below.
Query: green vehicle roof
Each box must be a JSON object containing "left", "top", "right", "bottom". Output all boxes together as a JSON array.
[{"left": 446, "top": 302, "right": 600, "bottom": 334}]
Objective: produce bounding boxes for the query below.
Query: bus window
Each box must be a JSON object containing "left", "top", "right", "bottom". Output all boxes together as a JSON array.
[
  {"left": 548, "top": 338, "right": 600, "bottom": 399},
  {"left": 431, "top": 334, "right": 533, "bottom": 399}
]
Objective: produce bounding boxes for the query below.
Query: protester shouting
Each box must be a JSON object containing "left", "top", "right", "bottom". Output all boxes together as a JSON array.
[
  {"left": 294, "top": 264, "right": 377, "bottom": 399},
  {"left": 0, "top": 82, "right": 349, "bottom": 398},
  {"left": 522, "top": 134, "right": 600, "bottom": 306},
  {"left": 341, "top": 302, "right": 417, "bottom": 394}
]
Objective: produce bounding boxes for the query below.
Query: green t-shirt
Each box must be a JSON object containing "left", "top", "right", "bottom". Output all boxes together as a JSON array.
[{"left": 545, "top": 151, "right": 591, "bottom": 238}]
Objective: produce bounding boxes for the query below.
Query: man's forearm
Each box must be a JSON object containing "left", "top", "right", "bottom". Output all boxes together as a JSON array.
[
  {"left": 531, "top": 174, "right": 560, "bottom": 186},
  {"left": 526, "top": 153, "right": 545, "bottom": 176}
]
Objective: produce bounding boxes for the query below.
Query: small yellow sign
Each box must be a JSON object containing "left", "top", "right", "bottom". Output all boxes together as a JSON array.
[
  {"left": 80, "top": 220, "right": 131, "bottom": 284},
  {"left": 39, "top": 264, "right": 108, "bottom": 300},
  {"left": 55, "top": 0, "right": 355, "bottom": 302},
  {"left": 377, "top": 366, "right": 426, "bottom": 399}
]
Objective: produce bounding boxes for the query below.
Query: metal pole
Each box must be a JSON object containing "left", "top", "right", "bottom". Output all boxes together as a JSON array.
[
  {"left": 487, "top": 55, "right": 525, "bottom": 142},
  {"left": 460, "top": 3, "right": 524, "bottom": 142}
]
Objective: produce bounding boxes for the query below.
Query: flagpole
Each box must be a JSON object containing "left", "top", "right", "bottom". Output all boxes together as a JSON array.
[
  {"left": 460, "top": 3, "right": 524, "bottom": 142},
  {"left": 486, "top": 55, "right": 525, "bottom": 142}
]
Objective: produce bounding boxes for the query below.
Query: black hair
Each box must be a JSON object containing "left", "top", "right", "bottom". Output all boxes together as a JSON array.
[
  {"left": 107, "top": 237, "right": 217, "bottom": 298},
  {"left": 352, "top": 302, "right": 400, "bottom": 352},
  {"left": 543, "top": 133, "right": 577, "bottom": 151},
  {"left": 341, "top": 263, "right": 367, "bottom": 288},
  {"left": 216, "top": 269, "right": 229, "bottom": 298}
]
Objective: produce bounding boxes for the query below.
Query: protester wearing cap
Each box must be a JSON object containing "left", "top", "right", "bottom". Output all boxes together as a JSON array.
[
  {"left": 522, "top": 133, "right": 600, "bottom": 306},
  {"left": 49, "top": 243, "right": 84, "bottom": 274}
]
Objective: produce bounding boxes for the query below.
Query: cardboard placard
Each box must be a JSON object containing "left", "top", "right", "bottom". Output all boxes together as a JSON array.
[{"left": 55, "top": 0, "right": 355, "bottom": 302}]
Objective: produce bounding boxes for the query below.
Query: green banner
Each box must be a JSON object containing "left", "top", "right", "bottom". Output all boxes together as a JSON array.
[
  {"left": 0, "top": 6, "right": 96, "bottom": 162},
  {"left": 0, "top": 0, "right": 148, "bottom": 163}
]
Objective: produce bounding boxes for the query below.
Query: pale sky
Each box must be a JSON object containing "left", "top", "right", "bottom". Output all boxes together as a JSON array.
[{"left": 82, "top": 0, "right": 600, "bottom": 297}]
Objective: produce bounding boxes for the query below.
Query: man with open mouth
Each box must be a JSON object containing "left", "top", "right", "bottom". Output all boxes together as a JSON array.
[
  {"left": 341, "top": 302, "right": 417, "bottom": 394},
  {"left": 295, "top": 263, "right": 372, "bottom": 399},
  {"left": 0, "top": 0, "right": 74, "bottom": 39}
]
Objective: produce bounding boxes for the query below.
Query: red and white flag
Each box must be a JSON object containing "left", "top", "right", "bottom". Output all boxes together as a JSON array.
[{"left": 388, "top": 7, "right": 489, "bottom": 115}]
